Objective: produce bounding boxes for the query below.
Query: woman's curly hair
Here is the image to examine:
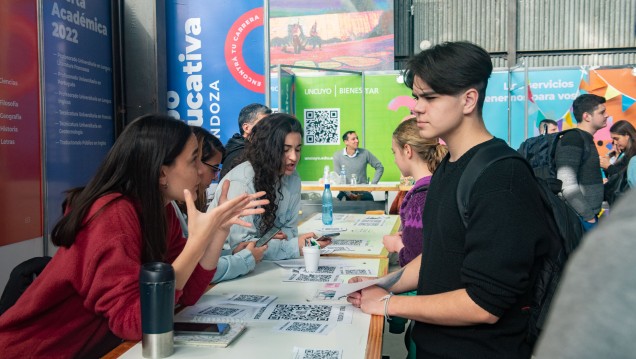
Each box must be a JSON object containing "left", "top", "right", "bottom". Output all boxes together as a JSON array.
[{"left": 243, "top": 113, "right": 303, "bottom": 235}]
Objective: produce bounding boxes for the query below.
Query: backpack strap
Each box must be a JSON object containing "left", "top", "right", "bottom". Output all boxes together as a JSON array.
[
  {"left": 413, "top": 184, "right": 429, "bottom": 194},
  {"left": 457, "top": 141, "right": 526, "bottom": 228}
]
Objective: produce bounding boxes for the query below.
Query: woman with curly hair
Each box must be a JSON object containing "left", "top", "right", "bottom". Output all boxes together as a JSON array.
[{"left": 209, "top": 113, "right": 330, "bottom": 275}]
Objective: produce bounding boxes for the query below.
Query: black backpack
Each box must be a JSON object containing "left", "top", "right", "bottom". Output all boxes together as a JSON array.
[
  {"left": 457, "top": 140, "right": 585, "bottom": 345},
  {"left": 517, "top": 129, "right": 590, "bottom": 194}
]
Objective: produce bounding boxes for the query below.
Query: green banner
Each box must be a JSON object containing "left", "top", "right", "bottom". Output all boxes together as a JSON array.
[{"left": 294, "top": 72, "right": 412, "bottom": 182}]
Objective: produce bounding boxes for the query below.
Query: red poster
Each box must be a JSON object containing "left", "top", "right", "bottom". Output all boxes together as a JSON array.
[{"left": 0, "top": 0, "right": 43, "bottom": 246}]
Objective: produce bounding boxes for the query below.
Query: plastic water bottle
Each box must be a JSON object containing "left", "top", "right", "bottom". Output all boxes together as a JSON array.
[
  {"left": 322, "top": 183, "right": 333, "bottom": 225},
  {"left": 339, "top": 165, "right": 347, "bottom": 184}
]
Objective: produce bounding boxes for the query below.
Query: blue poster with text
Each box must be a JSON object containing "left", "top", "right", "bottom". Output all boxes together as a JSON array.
[
  {"left": 43, "top": 0, "right": 114, "bottom": 232},
  {"left": 166, "top": 0, "right": 265, "bottom": 144}
]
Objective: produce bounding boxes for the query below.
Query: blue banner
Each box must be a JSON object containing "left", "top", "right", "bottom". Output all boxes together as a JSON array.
[
  {"left": 43, "top": 0, "right": 114, "bottom": 231},
  {"left": 166, "top": 0, "right": 265, "bottom": 144}
]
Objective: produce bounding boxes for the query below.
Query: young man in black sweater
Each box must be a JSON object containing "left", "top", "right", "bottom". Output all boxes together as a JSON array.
[{"left": 347, "top": 42, "right": 551, "bottom": 358}]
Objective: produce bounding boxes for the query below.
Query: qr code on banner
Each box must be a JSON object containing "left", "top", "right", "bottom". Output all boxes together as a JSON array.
[
  {"left": 304, "top": 108, "right": 340, "bottom": 145},
  {"left": 268, "top": 304, "right": 332, "bottom": 322},
  {"left": 302, "top": 349, "right": 341, "bottom": 359},
  {"left": 199, "top": 306, "right": 240, "bottom": 317}
]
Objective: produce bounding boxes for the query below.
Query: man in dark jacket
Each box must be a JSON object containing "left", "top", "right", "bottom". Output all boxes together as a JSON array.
[{"left": 220, "top": 103, "right": 272, "bottom": 179}]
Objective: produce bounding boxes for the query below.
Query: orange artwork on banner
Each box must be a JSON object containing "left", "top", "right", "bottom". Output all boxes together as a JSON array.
[{"left": 587, "top": 68, "right": 636, "bottom": 154}]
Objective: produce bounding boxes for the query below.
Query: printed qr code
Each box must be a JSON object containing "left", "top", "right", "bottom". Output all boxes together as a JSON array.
[
  {"left": 316, "top": 266, "right": 337, "bottom": 274},
  {"left": 357, "top": 219, "right": 382, "bottom": 226},
  {"left": 232, "top": 294, "right": 265, "bottom": 302},
  {"left": 297, "top": 273, "right": 333, "bottom": 282},
  {"left": 342, "top": 269, "right": 369, "bottom": 275},
  {"left": 332, "top": 239, "right": 364, "bottom": 246},
  {"left": 199, "top": 307, "right": 240, "bottom": 317},
  {"left": 302, "top": 349, "right": 341, "bottom": 359},
  {"left": 304, "top": 108, "right": 340, "bottom": 145},
  {"left": 285, "top": 322, "right": 322, "bottom": 332},
  {"left": 268, "top": 304, "right": 332, "bottom": 322}
]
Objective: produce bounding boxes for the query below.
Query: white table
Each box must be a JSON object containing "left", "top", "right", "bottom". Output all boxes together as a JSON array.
[
  {"left": 299, "top": 213, "right": 400, "bottom": 258},
  {"left": 111, "top": 258, "right": 388, "bottom": 359}
]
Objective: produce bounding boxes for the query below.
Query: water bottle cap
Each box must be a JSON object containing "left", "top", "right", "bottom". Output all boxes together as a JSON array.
[
  {"left": 325, "top": 183, "right": 330, "bottom": 188},
  {"left": 140, "top": 262, "right": 175, "bottom": 283}
]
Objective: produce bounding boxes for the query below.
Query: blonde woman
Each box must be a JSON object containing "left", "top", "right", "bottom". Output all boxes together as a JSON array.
[{"left": 383, "top": 118, "right": 447, "bottom": 266}]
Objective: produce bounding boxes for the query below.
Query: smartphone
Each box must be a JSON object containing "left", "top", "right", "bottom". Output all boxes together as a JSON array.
[
  {"left": 317, "top": 232, "right": 340, "bottom": 241},
  {"left": 255, "top": 226, "right": 281, "bottom": 247},
  {"left": 173, "top": 322, "right": 230, "bottom": 335}
]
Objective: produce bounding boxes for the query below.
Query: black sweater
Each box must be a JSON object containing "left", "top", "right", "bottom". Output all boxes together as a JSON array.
[{"left": 413, "top": 138, "right": 550, "bottom": 359}]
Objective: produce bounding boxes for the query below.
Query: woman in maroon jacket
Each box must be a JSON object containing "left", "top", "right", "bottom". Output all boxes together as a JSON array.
[{"left": 0, "top": 114, "right": 266, "bottom": 358}]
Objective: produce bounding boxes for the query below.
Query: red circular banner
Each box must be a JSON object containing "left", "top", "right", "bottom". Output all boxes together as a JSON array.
[{"left": 224, "top": 7, "right": 264, "bottom": 93}]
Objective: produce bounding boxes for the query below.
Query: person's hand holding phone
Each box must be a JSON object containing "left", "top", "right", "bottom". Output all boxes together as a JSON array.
[
  {"left": 233, "top": 241, "right": 267, "bottom": 262},
  {"left": 244, "top": 241, "right": 267, "bottom": 262}
]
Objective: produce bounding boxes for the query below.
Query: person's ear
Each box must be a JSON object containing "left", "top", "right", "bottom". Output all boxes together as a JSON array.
[
  {"left": 403, "top": 144, "right": 413, "bottom": 158},
  {"left": 159, "top": 166, "right": 168, "bottom": 188},
  {"left": 462, "top": 88, "right": 478, "bottom": 115}
]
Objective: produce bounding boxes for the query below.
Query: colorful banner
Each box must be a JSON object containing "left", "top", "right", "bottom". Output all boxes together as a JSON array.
[
  {"left": 43, "top": 0, "right": 115, "bottom": 232},
  {"left": 166, "top": 0, "right": 266, "bottom": 144},
  {"left": 269, "top": 0, "right": 394, "bottom": 71},
  {"left": 0, "top": 0, "right": 42, "bottom": 246}
]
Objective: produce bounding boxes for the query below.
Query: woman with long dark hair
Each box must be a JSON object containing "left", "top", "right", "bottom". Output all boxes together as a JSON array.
[
  {"left": 209, "top": 113, "right": 330, "bottom": 271},
  {"left": 0, "top": 114, "right": 266, "bottom": 358},
  {"left": 600, "top": 120, "right": 636, "bottom": 176}
]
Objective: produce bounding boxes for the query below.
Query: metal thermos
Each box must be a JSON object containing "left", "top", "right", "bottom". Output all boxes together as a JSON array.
[{"left": 140, "top": 262, "right": 175, "bottom": 358}]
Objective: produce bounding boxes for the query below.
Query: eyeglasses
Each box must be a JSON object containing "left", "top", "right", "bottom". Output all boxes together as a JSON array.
[{"left": 202, "top": 162, "right": 221, "bottom": 174}]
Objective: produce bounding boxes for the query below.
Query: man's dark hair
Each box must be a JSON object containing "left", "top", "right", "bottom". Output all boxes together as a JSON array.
[
  {"left": 342, "top": 130, "right": 356, "bottom": 142},
  {"left": 238, "top": 103, "right": 272, "bottom": 135},
  {"left": 404, "top": 41, "right": 493, "bottom": 115},
  {"left": 572, "top": 94, "right": 606, "bottom": 123},
  {"left": 539, "top": 119, "right": 558, "bottom": 134}
]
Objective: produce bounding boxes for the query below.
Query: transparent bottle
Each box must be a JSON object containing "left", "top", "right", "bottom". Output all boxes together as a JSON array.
[
  {"left": 322, "top": 183, "right": 333, "bottom": 225},
  {"left": 339, "top": 165, "right": 346, "bottom": 185}
]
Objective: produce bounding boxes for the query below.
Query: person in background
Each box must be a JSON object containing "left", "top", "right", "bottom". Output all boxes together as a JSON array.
[
  {"left": 175, "top": 126, "right": 223, "bottom": 222},
  {"left": 555, "top": 94, "right": 607, "bottom": 230},
  {"left": 347, "top": 41, "right": 551, "bottom": 358},
  {"left": 599, "top": 120, "right": 636, "bottom": 178},
  {"left": 389, "top": 113, "right": 417, "bottom": 214},
  {"left": 534, "top": 188, "right": 636, "bottom": 358},
  {"left": 600, "top": 120, "right": 636, "bottom": 205},
  {"left": 209, "top": 113, "right": 331, "bottom": 265},
  {"left": 220, "top": 103, "right": 272, "bottom": 179},
  {"left": 538, "top": 119, "right": 559, "bottom": 135},
  {"left": 382, "top": 118, "right": 447, "bottom": 266},
  {"left": 333, "top": 130, "right": 384, "bottom": 201},
  {"left": 0, "top": 114, "right": 266, "bottom": 358},
  {"left": 172, "top": 126, "right": 267, "bottom": 284}
]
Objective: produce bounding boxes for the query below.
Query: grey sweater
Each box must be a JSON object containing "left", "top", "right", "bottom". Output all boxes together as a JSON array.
[
  {"left": 555, "top": 129, "right": 603, "bottom": 220},
  {"left": 332, "top": 148, "right": 384, "bottom": 184}
]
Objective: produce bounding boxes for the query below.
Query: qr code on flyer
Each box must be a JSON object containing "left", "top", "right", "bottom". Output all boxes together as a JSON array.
[{"left": 304, "top": 108, "right": 340, "bottom": 145}]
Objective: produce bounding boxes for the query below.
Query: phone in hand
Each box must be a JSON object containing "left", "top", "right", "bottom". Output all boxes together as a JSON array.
[
  {"left": 255, "top": 226, "right": 282, "bottom": 247},
  {"left": 173, "top": 322, "right": 230, "bottom": 335},
  {"left": 317, "top": 232, "right": 340, "bottom": 241}
]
